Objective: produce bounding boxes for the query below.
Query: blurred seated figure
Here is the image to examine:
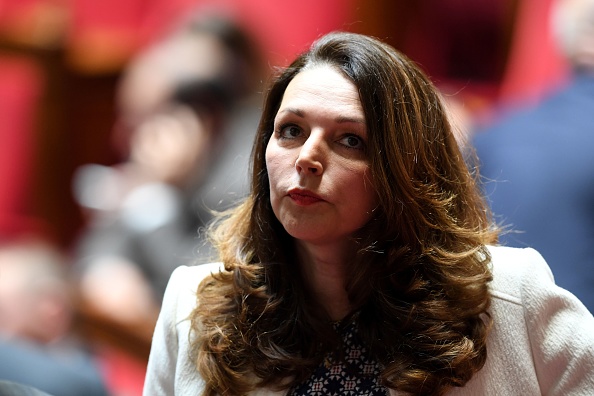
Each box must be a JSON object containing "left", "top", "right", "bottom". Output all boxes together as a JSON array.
[
  {"left": 71, "top": 13, "right": 262, "bottom": 330},
  {"left": 472, "top": 0, "right": 594, "bottom": 312},
  {"left": 0, "top": 238, "right": 108, "bottom": 396}
]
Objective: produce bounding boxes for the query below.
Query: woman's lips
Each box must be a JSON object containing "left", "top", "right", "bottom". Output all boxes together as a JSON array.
[{"left": 288, "top": 190, "right": 324, "bottom": 206}]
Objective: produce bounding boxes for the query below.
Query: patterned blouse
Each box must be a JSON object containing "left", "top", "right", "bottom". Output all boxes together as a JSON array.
[{"left": 290, "top": 313, "right": 389, "bottom": 396}]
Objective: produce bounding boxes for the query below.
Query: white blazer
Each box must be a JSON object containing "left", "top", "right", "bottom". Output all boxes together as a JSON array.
[{"left": 143, "top": 246, "right": 594, "bottom": 395}]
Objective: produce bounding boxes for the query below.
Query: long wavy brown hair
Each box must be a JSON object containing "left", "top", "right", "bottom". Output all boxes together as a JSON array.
[{"left": 189, "top": 31, "right": 498, "bottom": 395}]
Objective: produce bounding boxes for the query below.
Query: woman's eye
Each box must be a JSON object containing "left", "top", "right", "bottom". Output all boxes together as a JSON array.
[
  {"left": 279, "top": 124, "right": 302, "bottom": 139},
  {"left": 339, "top": 135, "right": 365, "bottom": 150}
]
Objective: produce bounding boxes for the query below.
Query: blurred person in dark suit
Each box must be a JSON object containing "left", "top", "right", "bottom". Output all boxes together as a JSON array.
[
  {"left": 0, "top": 239, "right": 108, "bottom": 396},
  {"left": 473, "top": 0, "right": 594, "bottom": 312},
  {"left": 71, "top": 13, "right": 263, "bottom": 329}
]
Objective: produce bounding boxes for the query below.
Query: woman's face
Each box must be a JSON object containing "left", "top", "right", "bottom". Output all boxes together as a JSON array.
[{"left": 265, "top": 65, "right": 378, "bottom": 245}]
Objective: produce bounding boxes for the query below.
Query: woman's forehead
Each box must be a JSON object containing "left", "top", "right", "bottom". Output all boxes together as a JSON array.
[{"left": 277, "top": 66, "right": 363, "bottom": 118}]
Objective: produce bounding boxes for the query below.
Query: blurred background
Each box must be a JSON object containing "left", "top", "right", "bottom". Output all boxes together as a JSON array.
[{"left": 0, "top": 0, "right": 572, "bottom": 395}]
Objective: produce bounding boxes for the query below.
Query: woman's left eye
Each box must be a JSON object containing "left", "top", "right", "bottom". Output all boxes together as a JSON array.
[{"left": 338, "top": 135, "right": 365, "bottom": 150}]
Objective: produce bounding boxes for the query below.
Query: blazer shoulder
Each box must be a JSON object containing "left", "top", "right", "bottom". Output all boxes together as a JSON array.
[
  {"left": 163, "top": 262, "right": 225, "bottom": 321},
  {"left": 486, "top": 245, "right": 553, "bottom": 305},
  {"left": 170, "top": 262, "right": 225, "bottom": 286}
]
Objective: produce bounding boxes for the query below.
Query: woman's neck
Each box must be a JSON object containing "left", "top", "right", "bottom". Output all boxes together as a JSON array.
[{"left": 295, "top": 240, "right": 353, "bottom": 321}]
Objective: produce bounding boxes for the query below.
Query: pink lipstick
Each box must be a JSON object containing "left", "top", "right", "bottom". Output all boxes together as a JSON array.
[{"left": 288, "top": 189, "right": 324, "bottom": 206}]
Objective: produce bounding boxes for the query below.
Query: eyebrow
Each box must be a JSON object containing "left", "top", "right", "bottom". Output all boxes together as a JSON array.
[
  {"left": 277, "top": 107, "right": 365, "bottom": 124},
  {"left": 335, "top": 115, "right": 366, "bottom": 124}
]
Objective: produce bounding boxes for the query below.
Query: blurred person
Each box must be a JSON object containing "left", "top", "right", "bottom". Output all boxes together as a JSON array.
[
  {"left": 472, "top": 0, "right": 594, "bottom": 312},
  {"left": 71, "top": 13, "right": 263, "bottom": 328},
  {"left": 0, "top": 238, "right": 108, "bottom": 396}
]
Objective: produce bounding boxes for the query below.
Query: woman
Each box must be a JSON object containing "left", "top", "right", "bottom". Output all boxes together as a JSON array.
[{"left": 144, "top": 32, "right": 594, "bottom": 395}]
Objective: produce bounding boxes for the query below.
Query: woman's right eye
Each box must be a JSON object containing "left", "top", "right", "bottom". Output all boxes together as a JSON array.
[{"left": 278, "top": 124, "right": 302, "bottom": 139}]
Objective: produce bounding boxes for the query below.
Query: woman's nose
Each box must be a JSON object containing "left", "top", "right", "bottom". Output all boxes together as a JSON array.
[{"left": 295, "top": 135, "right": 324, "bottom": 175}]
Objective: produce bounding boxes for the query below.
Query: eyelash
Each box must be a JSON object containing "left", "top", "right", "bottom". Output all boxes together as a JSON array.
[
  {"left": 339, "top": 134, "right": 365, "bottom": 150},
  {"left": 276, "top": 123, "right": 302, "bottom": 139}
]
